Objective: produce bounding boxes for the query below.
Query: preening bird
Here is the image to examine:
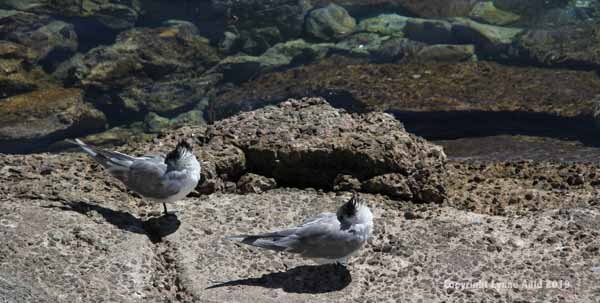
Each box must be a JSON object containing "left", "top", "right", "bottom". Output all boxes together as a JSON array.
[
  {"left": 70, "top": 139, "right": 201, "bottom": 215},
  {"left": 227, "top": 192, "right": 373, "bottom": 265}
]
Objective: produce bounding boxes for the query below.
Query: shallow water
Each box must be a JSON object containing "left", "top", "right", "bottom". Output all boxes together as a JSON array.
[{"left": 1, "top": 0, "right": 600, "bottom": 159}]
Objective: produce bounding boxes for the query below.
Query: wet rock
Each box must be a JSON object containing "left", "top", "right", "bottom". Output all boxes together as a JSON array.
[
  {"left": 0, "top": 87, "right": 106, "bottom": 153},
  {"left": 510, "top": 25, "right": 600, "bottom": 69},
  {"left": 451, "top": 17, "right": 523, "bottom": 57},
  {"left": 0, "top": 56, "right": 56, "bottom": 98},
  {"left": 143, "top": 112, "right": 171, "bottom": 134},
  {"left": 214, "top": 39, "right": 331, "bottom": 83},
  {"left": 119, "top": 73, "right": 221, "bottom": 116},
  {"left": 65, "top": 23, "right": 218, "bottom": 91},
  {"left": 469, "top": 1, "right": 521, "bottom": 25},
  {"left": 217, "top": 59, "right": 600, "bottom": 119},
  {"left": 206, "top": 97, "right": 447, "bottom": 199},
  {"left": 237, "top": 173, "right": 277, "bottom": 193},
  {"left": 0, "top": 10, "right": 78, "bottom": 65},
  {"left": 0, "top": 0, "right": 141, "bottom": 30},
  {"left": 305, "top": 4, "right": 356, "bottom": 41},
  {"left": 416, "top": 44, "right": 476, "bottom": 62},
  {"left": 213, "top": 0, "right": 310, "bottom": 41},
  {"left": 403, "top": 18, "right": 454, "bottom": 44},
  {"left": 334, "top": 33, "right": 389, "bottom": 57},
  {"left": 356, "top": 14, "right": 407, "bottom": 37}
]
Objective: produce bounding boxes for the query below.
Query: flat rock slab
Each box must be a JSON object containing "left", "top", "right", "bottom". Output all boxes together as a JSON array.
[{"left": 165, "top": 190, "right": 600, "bottom": 302}]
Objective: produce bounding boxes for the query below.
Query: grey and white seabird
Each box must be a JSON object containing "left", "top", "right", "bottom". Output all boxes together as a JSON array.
[
  {"left": 227, "top": 192, "right": 373, "bottom": 265},
  {"left": 71, "top": 139, "right": 201, "bottom": 215}
]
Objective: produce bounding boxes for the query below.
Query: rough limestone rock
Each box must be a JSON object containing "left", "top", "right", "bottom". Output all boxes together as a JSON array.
[
  {"left": 0, "top": 10, "right": 78, "bottom": 65},
  {"left": 305, "top": 4, "right": 356, "bottom": 41},
  {"left": 164, "top": 190, "right": 599, "bottom": 302},
  {"left": 237, "top": 173, "right": 277, "bottom": 194},
  {"left": 206, "top": 97, "right": 447, "bottom": 201},
  {"left": 0, "top": 88, "right": 106, "bottom": 153}
]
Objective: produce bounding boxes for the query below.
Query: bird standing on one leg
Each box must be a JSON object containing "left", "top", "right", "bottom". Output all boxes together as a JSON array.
[{"left": 70, "top": 139, "right": 201, "bottom": 216}]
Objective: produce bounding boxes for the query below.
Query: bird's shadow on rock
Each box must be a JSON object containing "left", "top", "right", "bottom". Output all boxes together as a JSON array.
[
  {"left": 43, "top": 201, "right": 180, "bottom": 242},
  {"left": 207, "top": 263, "right": 352, "bottom": 294}
]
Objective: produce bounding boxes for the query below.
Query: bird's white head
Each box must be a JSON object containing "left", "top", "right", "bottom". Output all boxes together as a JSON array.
[
  {"left": 166, "top": 140, "right": 200, "bottom": 172},
  {"left": 337, "top": 191, "right": 373, "bottom": 227}
]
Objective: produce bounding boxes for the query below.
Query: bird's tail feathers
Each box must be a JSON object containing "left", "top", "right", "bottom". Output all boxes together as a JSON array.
[
  {"left": 225, "top": 235, "right": 287, "bottom": 252},
  {"left": 68, "top": 138, "right": 134, "bottom": 170}
]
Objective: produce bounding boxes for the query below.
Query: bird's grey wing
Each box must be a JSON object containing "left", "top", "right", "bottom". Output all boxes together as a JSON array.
[
  {"left": 228, "top": 214, "right": 359, "bottom": 259},
  {"left": 123, "top": 158, "right": 181, "bottom": 199}
]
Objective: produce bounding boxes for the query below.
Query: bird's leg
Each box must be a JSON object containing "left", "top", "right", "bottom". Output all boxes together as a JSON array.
[{"left": 163, "top": 203, "right": 168, "bottom": 215}]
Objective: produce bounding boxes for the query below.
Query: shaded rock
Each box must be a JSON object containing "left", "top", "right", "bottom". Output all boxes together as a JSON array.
[
  {"left": 0, "top": 10, "right": 78, "bottom": 65},
  {"left": 469, "top": 1, "right": 521, "bottom": 25},
  {"left": 237, "top": 26, "right": 283, "bottom": 55},
  {"left": 206, "top": 97, "right": 447, "bottom": 198},
  {"left": 0, "top": 56, "right": 56, "bottom": 98},
  {"left": 510, "top": 25, "right": 600, "bottom": 69},
  {"left": 334, "top": 33, "right": 389, "bottom": 57},
  {"left": 403, "top": 18, "right": 454, "bottom": 44},
  {"left": 0, "top": 0, "right": 141, "bottom": 30},
  {"left": 369, "top": 37, "right": 425, "bottom": 62},
  {"left": 317, "top": 0, "right": 478, "bottom": 18},
  {"left": 0, "top": 88, "right": 106, "bottom": 153},
  {"left": 215, "top": 39, "right": 331, "bottom": 83},
  {"left": 333, "top": 174, "right": 361, "bottom": 191},
  {"left": 143, "top": 112, "right": 171, "bottom": 134},
  {"left": 119, "top": 73, "right": 221, "bottom": 116},
  {"left": 451, "top": 17, "right": 523, "bottom": 57},
  {"left": 305, "top": 4, "right": 356, "bottom": 41},
  {"left": 356, "top": 14, "right": 407, "bottom": 37},
  {"left": 212, "top": 0, "right": 310, "bottom": 40},
  {"left": 237, "top": 173, "right": 277, "bottom": 193},
  {"left": 64, "top": 23, "right": 219, "bottom": 91},
  {"left": 362, "top": 173, "right": 412, "bottom": 200},
  {"left": 416, "top": 44, "right": 476, "bottom": 62}
]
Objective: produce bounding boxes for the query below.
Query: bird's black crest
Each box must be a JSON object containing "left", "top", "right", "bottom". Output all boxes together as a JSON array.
[
  {"left": 342, "top": 192, "right": 360, "bottom": 217},
  {"left": 166, "top": 140, "right": 193, "bottom": 162}
]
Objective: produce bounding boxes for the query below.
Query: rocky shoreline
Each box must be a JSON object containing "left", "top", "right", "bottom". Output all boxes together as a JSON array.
[
  {"left": 2, "top": 1, "right": 600, "bottom": 153},
  {"left": 1, "top": 98, "right": 598, "bottom": 302}
]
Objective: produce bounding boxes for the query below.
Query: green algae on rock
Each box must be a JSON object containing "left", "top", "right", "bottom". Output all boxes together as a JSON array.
[
  {"left": 305, "top": 4, "right": 357, "bottom": 41},
  {"left": 0, "top": 87, "right": 106, "bottom": 152}
]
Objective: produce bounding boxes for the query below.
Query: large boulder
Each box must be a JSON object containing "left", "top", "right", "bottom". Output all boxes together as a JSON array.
[
  {"left": 61, "top": 23, "right": 219, "bottom": 91},
  {"left": 305, "top": 4, "right": 356, "bottom": 41},
  {"left": 0, "top": 87, "right": 106, "bottom": 153},
  {"left": 451, "top": 17, "right": 523, "bottom": 57},
  {"left": 468, "top": 1, "right": 521, "bottom": 25},
  {"left": 206, "top": 97, "right": 447, "bottom": 201},
  {"left": 214, "top": 39, "right": 332, "bottom": 84},
  {"left": 55, "top": 22, "right": 219, "bottom": 121}
]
